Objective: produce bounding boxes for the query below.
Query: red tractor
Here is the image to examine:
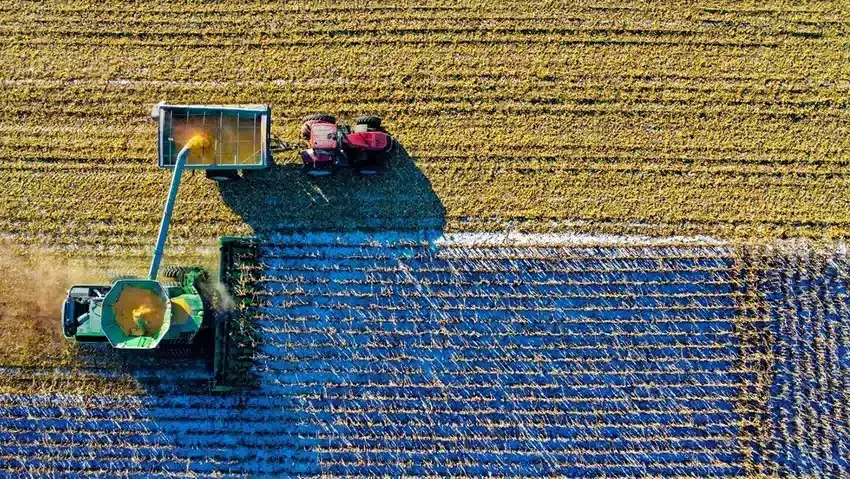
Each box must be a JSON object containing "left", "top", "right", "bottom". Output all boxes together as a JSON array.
[{"left": 300, "top": 114, "right": 394, "bottom": 176}]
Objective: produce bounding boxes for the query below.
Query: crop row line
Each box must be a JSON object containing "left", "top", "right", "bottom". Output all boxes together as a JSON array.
[
  {"left": 257, "top": 265, "right": 738, "bottom": 274},
  {"left": 1, "top": 37, "right": 782, "bottom": 48},
  {"left": 0, "top": 26, "right": 801, "bottom": 38},
  {"left": 256, "top": 288, "right": 739, "bottom": 299},
  {"left": 0, "top": 396, "right": 749, "bottom": 414}
]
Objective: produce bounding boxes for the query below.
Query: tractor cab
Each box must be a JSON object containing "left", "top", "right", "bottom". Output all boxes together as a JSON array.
[{"left": 300, "top": 114, "right": 394, "bottom": 176}]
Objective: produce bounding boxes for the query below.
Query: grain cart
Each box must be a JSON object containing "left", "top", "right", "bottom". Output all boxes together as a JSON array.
[
  {"left": 152, "top": 102, "right": 273, "bottom": 182},
  {"left": 300, "top": 114, "right": 395, "bottom": 176},
  {"left": 61, "top": 105, "right": 267, "bottom": 390}
]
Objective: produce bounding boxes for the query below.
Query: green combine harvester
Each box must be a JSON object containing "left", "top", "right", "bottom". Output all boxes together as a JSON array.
[{"left": 61, "top": 104, "right": 268, "bottom": 390}]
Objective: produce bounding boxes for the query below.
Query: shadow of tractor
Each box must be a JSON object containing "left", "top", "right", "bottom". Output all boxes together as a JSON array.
[{"left": 217, "top": 141, "right": 446, "bottom": 233}]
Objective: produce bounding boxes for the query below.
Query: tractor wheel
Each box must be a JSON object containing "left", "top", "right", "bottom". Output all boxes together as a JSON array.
[
  {"left": 302, "top": 113, "right": 336, "bottom": 123},
  {"left": 356, "top": 115, "right": 382, "bottom": 129},
  {"left": 304, "top": 164, "right": 332, "bottom": 177},
  {"left": 301, "top": 114, "right": 336, "bottom": 139}
]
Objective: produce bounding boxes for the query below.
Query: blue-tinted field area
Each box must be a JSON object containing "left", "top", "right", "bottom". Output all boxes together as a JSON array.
[
  {"left": 755, "top": 249, "right": 850, "bottom": 476},
  {"left": 0, "top": 234, "right": 847, "bottom": 477}
]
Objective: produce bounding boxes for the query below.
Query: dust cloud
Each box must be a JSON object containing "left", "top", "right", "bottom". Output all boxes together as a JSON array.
[{"left": 0, "top": 244, "right": 94, "bottom": 361}]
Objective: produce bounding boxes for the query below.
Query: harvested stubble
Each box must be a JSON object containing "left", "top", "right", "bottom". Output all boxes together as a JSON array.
[
  {"left": 0, "top": 1, "right": 850, "bottom": 250},
  {"left": 0, "top": 244, "right": 144, "bottom": 395}
]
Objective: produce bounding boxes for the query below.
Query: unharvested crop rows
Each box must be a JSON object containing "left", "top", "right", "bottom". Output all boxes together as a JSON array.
[
  {"left": 0, "top": 233, "right": 845, "bottom": 476},
  {"left": 1, "top": 1, "right": 850, "bottom": 248},
  {"left": 750, "top": 246, "right": 850, "bottom": 476}
]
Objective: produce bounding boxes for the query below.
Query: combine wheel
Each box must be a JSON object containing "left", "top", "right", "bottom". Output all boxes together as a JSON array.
[
  {"left": 355, "top": 115, "right": 382, "bottom": 129},
  {"left": 162, "top": 266, "right": 191, "bottom": 280},
  {"left": 162, "top": 265, "right": 206, "bottom": 284}
]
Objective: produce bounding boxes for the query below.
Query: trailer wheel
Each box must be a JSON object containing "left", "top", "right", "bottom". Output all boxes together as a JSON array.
[
  {"left": 206, "top": 170, "right": 240, "bottom": 182},
  {"left": 355, "top": 115, "right": 382, "bottom": 129}
]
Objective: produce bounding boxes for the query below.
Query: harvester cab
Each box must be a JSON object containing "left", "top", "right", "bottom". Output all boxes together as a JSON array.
[
  {"left": 61, "top": 104, "right": 267, "bottom": 391},
  {"left": 300, "top": 114, "right": 395, "bottom": 176},
  {"left": 62, "top": 269, "right": 208, "bottom": 349}
]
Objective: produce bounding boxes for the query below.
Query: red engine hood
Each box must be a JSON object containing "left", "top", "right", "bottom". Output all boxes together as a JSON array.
[{"left": 343, "top": 131, "right": 390, "bottom": 152}]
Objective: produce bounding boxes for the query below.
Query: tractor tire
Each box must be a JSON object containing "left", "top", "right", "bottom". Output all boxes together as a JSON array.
[
  {"left": 302, "top": 113, "right": 336, "bottom": 123},
  {"left": 301, "top": 114, "right": 336, "bottom": 139},
  {"left": 303, "top": 164, "right": 333, "bottom": 177},
  {"left": 355, "top": 115, "right": 382, "bottom": 129}
]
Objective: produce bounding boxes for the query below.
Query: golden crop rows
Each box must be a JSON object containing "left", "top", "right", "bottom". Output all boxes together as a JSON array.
[{"left": 0, "top": 1, "right": 849, "bottom": 251}]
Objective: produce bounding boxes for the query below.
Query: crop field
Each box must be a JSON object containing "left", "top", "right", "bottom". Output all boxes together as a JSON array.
[
  {"left": 0, "top": 233, "right": 846, "bottom": 477},
  {"left": 1, "top": 0, "right": 850, "bottom": 254},
  {"left": 1, "top": 0, "right": 850, "bottom": 477}
]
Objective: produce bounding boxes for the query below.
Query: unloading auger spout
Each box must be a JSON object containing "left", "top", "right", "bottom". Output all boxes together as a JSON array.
[{"left": 148, "top": 134, "right": 211, "bottom": 280}]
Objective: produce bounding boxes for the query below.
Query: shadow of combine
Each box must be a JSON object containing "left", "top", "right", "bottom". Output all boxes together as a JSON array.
[{"left": 33, "top": 139, "right": 449, "bottom": 477}]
